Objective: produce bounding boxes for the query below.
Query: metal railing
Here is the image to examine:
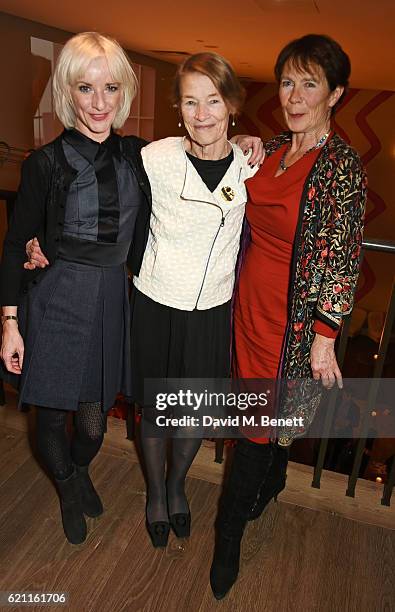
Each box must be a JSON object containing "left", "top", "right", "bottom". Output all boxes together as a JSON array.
[
  {"left": 0, "top": 142, "right": 32, "bottom": 167},
  {"left": 312, "top": 238, "right": 395, "bottom": 506}
]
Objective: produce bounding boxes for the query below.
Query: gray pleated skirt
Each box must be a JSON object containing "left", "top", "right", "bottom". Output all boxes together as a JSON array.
[{"left": 16, "top": 258, "right": 131, "bottom": 412}]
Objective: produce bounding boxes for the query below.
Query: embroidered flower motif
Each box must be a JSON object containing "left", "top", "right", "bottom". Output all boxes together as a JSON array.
[
  {"left": 333, "top": 284, "right": 343, "bottom": 294},
  {"left": 323, "top": 301, "right": 332, "bottom": 311},
  {"left": 293, "top": 322, "right": 304, "bottom": 332},
  {"left": 308, "top": 187, "right": 316, "bottom": 200}
]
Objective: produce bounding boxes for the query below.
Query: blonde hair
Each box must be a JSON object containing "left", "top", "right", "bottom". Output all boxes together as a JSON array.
[{"left": 53, "top": 32, "right": 138, "bottom": 129}]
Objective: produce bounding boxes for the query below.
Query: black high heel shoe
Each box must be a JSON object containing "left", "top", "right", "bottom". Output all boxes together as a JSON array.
[
  {"left": 146, "top": 520, "right": 170, "bottom": 548},
  {"left": 169, "top": 511, "right": 191, "bottom": 538}
]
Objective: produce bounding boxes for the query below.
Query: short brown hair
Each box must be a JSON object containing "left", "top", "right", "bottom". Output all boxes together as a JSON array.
[
  {"left": 274, "top": 34, "right": 351, "bottom": 113},
  {"left": 172, "top": 52, "right": 245, "bottom": 114}
]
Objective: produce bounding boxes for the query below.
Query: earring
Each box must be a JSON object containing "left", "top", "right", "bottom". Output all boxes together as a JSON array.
[
  {"left": 178, "top": 120, "right": 182, "bottom": 128},
  {"left": 231, "top": 115, "right": 236, "bottom": 127}
]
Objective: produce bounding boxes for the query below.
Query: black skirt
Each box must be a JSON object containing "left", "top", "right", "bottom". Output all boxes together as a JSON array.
[
  {"left": 130, "top": 287, "right": 231, "bottom": 406},
  {"left": 12, "top": 259, "right": 131, "bottom": 412}
]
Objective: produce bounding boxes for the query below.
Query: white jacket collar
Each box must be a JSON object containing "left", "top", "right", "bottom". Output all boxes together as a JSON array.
[{"left": 180, "top": 137, "right": 248, "bottom": 208}]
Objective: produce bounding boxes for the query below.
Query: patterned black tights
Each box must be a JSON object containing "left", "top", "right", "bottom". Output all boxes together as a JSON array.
[{"left": 36, "top": 402, "right": 106, "bottom": 480}]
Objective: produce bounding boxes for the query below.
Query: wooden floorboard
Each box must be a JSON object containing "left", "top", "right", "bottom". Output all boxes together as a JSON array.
[
  {"left": 0, "top": 396, "right": 394, "bottom": 611},
  {"left": 2, "top": 393, "right": 395, "bottom": 532},
  {"left": 94, "top": 477, "right": 220, "bottom": 612}
]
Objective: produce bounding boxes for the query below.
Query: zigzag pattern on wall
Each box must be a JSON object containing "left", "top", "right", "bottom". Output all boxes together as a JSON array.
[{"left": 240, "top": 84, "right": 394, "bottom": 305}]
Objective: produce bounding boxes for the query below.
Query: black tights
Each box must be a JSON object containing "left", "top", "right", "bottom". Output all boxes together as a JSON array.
[
  {"left": 141, "top": 435, "right": 202, "bottom": 524},
  {"left": 36, "top": 402, "right": 106, "bottom": 480}
]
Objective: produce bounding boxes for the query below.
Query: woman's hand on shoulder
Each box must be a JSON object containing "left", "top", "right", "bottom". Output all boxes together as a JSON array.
[
  {"left": 1, "top": 320, "right": 24, "bottom": 374},
  {"left": 310, "top": 333, "right": 343, "bottom": 389},
  {"left": 24, "top": 237, "right": 49, "bottom": 270},
  {"left": 231, "top": 135, "right": 265, "bottom": 166}
]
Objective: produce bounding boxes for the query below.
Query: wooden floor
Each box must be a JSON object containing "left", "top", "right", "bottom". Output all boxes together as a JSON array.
[{"left": 0, "top": 397, "right": 394, "bottom": 612}]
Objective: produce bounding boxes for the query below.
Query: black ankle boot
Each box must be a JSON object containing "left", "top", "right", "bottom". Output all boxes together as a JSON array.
[
  {"left": 75, "top": 464, "right": 103, "bottom": 518},
  {"left": 210, "top": 439, "right": 275, "bottom": 600},
  {"left": 55, "top": 469, "right": 87, "bottom": 544},
  {"left": 248, "top": 444, "right": 289, "bottom": 521}
]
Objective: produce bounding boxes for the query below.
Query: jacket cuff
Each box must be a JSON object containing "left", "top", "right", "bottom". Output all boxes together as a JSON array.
[
  {"left": 313, "top": 319, "right": 339, "bottom": 339},
  {"left": 315, "top": 306, "right": 342, "bottom": 330}
]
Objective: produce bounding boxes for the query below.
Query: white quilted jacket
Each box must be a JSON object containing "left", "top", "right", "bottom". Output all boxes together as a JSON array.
[{"left": 133, "top": 137, "right": 257, "bottom": 310}]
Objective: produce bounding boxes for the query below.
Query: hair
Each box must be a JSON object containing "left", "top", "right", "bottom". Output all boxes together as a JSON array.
[
  {"left": 53, "top": 32, "right": 138, "bottom": 129},
  {"left": 172, "top": 52, "right": 245, "bottom": 114},
  {"left": 274, "top": 34, "right": 351, "bottom": 113}
]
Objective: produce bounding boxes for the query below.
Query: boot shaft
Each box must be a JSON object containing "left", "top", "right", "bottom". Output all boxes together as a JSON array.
[{"left": 218, "top": 439, "right": 276, "bottom": 536}]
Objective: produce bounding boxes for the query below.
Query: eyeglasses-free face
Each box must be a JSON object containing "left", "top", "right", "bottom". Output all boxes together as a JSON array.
[{"left": 70, "top": 56, "right": 122, "bottom": 142}]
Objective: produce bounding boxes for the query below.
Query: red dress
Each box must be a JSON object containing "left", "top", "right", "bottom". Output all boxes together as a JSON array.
[{"left": 233, "top": 145, "right": 333, "bottom": 442}]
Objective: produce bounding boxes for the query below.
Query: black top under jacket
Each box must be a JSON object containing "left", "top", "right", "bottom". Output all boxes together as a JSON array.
[
  {"left": 186, "top": 150, "right": 234, "bottom": 192},
  {"left": 62, "top": 129, "right": 142, "bottom": 245}
]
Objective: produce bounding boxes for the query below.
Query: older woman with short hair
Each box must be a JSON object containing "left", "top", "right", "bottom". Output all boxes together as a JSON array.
[
  {"left": 0, "top": 32, "right": 149, "bottom": 544},
  {"left": 130, "top": 52, "right": 261, "bottom": 547},
  {"left": 210, "top": 34, "right": 367, "bottom": 599}
]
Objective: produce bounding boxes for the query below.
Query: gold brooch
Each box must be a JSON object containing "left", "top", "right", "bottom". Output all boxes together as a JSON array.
[{"left": 221, "top": 186, "right": 235, "bottom": 202}]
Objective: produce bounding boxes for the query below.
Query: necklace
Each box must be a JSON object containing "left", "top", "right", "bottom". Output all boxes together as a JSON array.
[{"left": 279, "top": 132, "right": 330, "bottom": 172}]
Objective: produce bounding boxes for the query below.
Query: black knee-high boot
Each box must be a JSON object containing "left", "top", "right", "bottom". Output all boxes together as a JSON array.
[
  {"left": 248, "top": 443, "right": 289, "bottom": 521},
  {"left": 210, "top": 439, "right": 282, "bottom": 600}
]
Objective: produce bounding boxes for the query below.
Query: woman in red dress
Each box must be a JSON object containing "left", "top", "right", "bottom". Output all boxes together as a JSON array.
[{"left": 210, "top": 34, "right": 367, "bottom": 599}]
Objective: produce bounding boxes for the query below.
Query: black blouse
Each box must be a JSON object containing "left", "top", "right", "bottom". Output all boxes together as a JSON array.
[
  {"left": 62, "top": 129, "right": 141, "bottom": 244},
  {"left": 186, "top": 150, "right": 234, "bottom": 192}
]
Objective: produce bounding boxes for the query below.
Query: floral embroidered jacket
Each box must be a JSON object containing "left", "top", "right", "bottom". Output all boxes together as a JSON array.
[{"left": 243, "top": 132, "right": 367, "bottom": 445}]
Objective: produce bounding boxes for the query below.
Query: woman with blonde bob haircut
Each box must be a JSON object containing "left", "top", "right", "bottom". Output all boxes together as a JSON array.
[
  {"left": 53, "top": 31, "right": 138, "bottom": 130},
  {"left": 0, "top": 31, "right": 151, "bottom": 545}
]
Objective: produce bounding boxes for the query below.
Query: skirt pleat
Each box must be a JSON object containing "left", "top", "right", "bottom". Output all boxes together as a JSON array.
[{"left": 16, "top": 259, "right": 130, "bottom": 412}]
